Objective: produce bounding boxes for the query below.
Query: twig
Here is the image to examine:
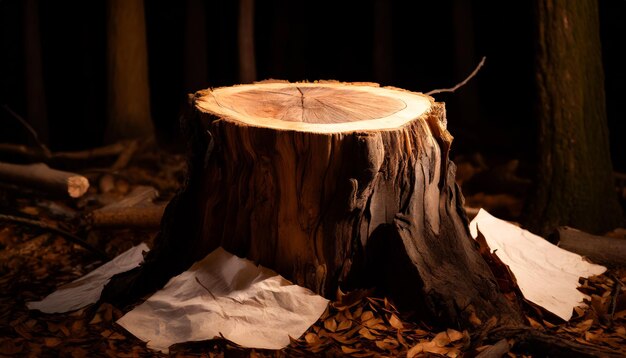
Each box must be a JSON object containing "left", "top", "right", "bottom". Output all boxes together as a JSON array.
[
  {"left": 609, "top": 274, "right": 623, "bottom": 320},
  {"left": 111, "top": 139, "right": 139, "bottom": 170},
  {"left": 195, "top": 277, "right": 217, "bottom": 300},
  {"left": 425, "top": 56, "right": 486, "bottom": 96},
  {"left": 1, "top": 104, "right": 51, "bottom": 157},
  {"left": 0, "top": 213, "right": 110, "bottom": 260},
  {"left": 0, "top": 141, "right": 129, "bottom": 167}
]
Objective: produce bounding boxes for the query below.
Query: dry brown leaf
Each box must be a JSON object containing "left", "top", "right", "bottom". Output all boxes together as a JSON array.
[
  {"left": 360, "top": 310, "right": 374, "bottom": 322},
  {"left": 330, "top": 332, "right": 359, "bottom": 345},
  {"left": 423, "top": 340, "right": 452, "bottom": 355},
  {"left": 526, "top": 316, "right": 544, "bottom": 330},
  {"left": 375, "top": 338, "right": 398, "bottom": 350},
  {"left": 324, "top": 318, "right": 337, "bottom": 333},
  {"left": 358, "top": 327, "right": 377, "bottom": 340},
  {"left": 363, "top": 317, "right": 383, "bottom": 328},
  {"left": 108, "top": 332, "right": 126, "bottom": 340},
  {"left": 446, "top": 329, "right": 464, "bottom": 342},
  {"left": 336, "top": 318, "right": 352, "bottom": 332},
  {"left": 578, "top": 319, "right": 594, "bottom": 333},
  {"left": 388, "top": 314, "right": 404, "bottom": 330},
  {"left": 574, "top": 306, "right": 586, "bottom": 317},
  {"left": 397, "top": 330, "right": 408, "bottom": 348},
  {"left": 407, "top": 342, "right": 424, "bottom": 358},
  {"left": 71, "top": 319, "right": 85, "bottom": 335},
  {"left": 353, "top": 306, "right": 363, "bottom": 319},
  {"left": 304, "top": 332, "right": 319, "bottom": 345},
  {"left": 469, "top": 311, "right": 482, "bottom": 326},
  {"left": 341, "top": 346, "right": 361, "bottom": 354},
  {"left": 44, "top": 337, "right": 62, "bottom": 348},
  {"left": 432, "top": 331, "right": 451, "bottom": 347},
  {"left": 414, "top": 329, "right": 429, "bottom": 337},
  {"left": 542, "top": 320, "right": 556, "bottom": 329},
  {"left": 59, "top": 324, "right": 71, "bottom": 337}
]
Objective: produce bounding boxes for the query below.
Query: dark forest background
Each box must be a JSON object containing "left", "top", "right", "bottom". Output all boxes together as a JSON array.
[{"left": 1, "top": 0, "right": 624, "bottom": 170}]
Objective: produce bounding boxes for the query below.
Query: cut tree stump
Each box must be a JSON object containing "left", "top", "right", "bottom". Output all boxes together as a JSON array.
[{"left": 103, "top": 81, "right": 521, "bottom": 327}]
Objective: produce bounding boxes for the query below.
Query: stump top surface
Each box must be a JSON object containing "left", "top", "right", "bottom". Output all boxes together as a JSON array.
[{"left": 196, "top": 82, "right": 433, "bottom": 133}]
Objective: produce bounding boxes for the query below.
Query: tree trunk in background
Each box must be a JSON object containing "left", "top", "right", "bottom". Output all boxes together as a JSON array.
[
  {"left": 372, "top": 0, "right": 393, "bottom": 84},
  {"left": 105, "top": 0, "right": 153, "bottom": 143},
  {"left": 23, "top": 0, "right": 48, "bottom": 144},
  {"left": 183, "top": 0, "right": 208, "bottom": 93},
  {"left": 524, "top": 0, "right": 622, "bottom": 235},
  {"left": 238, "top": 0, "right": 256, "bottom": 83}
]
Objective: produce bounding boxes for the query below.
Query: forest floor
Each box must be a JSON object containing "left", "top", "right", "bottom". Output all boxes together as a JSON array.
[{"left": 0, "top": 141, "right": 625, "bottom": 357}]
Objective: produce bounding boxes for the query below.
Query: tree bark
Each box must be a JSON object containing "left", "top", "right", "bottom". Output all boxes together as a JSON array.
[
  {"left": 524, "top": 0, "right": 622, "bottom": 235},
  {"left": 23, "top": 0, "right": 48, "bottom": 145},
  {"left": 105, "top": 0, "right": 154, "bottom": 143},
  {"left": 103, "top": 81, "right": 521, "bottom": 328}
]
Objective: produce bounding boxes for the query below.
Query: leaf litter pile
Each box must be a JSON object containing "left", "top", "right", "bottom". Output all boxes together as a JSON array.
[{"left": 1, "top": 144, "right": 625, "bottom": 357}]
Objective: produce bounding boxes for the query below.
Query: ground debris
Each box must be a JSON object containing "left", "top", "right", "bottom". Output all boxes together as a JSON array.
[{"left": 0, "top": 147, "right": 624, "bottom": 357}]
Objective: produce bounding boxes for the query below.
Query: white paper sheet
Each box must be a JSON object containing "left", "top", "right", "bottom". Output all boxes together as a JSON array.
[
  {"left": 27, "top": 243, "right": 149, "bottom": 313},
  {"left": 117, "top": 247, "right": 329, "bottom": 352},
  {"left": 469, "top": 209, "right": 606, "bottom": 320}
]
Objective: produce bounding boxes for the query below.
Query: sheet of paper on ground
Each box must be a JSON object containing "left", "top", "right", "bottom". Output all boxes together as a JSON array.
[
  {"left": 469, "top": 209, "right": 606, "bottom": 320},
  {"left": 27, "top": 243, "right": 149, "bottom": 313},
  {"left": 117, "top": 247, "right": 329, "bottom": 352}
]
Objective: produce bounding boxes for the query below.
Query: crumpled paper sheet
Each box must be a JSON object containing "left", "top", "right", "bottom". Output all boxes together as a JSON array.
[
  {"left": 117, "top": 247, "right": 329, "bottom": 352},
  {"left": 469, "top": 209, "right": 606, "bottom": 320},
  {"left": 27, "top": 243, "right": 149, "bottom": 313}
]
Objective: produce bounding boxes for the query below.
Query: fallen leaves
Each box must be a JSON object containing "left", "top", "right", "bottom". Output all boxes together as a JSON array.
[
  {"left": 286, "top": 293, "right": 471, "bottom": 357},
  {"left": 1, "top": 147, "right": 625, "bottom": 357}
]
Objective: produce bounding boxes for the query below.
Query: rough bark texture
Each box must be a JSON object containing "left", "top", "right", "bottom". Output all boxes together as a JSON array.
[
  {"left": 103, "top": 82, "right": 521, "bottom": 328},
  {"left": 524, "top": 0, "right": 622, "bottom": 235}
]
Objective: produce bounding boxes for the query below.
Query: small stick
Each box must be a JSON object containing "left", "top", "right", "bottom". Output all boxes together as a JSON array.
[
  {"left": 425, "top": 56, "right": 486, "bottom": 96},
  {"left": 609, "top": 274, "right": 623, "bottom": 320},
  {"left": 0, "top": 213, "right": 110, "bottom": 260},
  {"left": 1, "top": 104, "right": 51, "bottom": 156}
]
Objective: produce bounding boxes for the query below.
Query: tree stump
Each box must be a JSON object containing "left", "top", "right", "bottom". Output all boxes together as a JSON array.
[{"left": 104, "top": 81, "right": 521, "bottom": 327}]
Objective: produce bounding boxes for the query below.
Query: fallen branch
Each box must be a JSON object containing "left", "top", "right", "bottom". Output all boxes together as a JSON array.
[
  {"left": 0, "top": 140, "right": 130, "bottom": 165},
  {"left": 425, "top": 56, "right": 486, "bottom": 96},
  {"left": 0, "top": 213, "right": 109, "bottom": 260},
  {"left": 0, "top": 162, "right": 89, "bottom": 198},
  {"left": 89, "top": 204, "right": 166, "bottom": 229},
  {"left": 88, "top": 186, "right": 165, "bottom": 229},
  {"left": 488, "top": 325, "right": 622, "bottom": 358},
  {"left": 554, "top": 226, "right": 626, "bottom": 267}
]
